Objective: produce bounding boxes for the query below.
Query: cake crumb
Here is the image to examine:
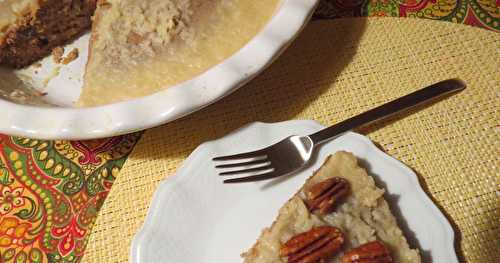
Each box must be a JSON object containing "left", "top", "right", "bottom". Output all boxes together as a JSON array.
[
  {"left": 52, "top": 47, "right": 65, "bottom": 63},
  {"left": 62, "top": 48, "right": 79, "bottom": 64}
]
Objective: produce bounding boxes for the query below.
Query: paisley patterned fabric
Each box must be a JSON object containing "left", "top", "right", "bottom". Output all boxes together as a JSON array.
[
  {"left": 315, "top": 0, "right": 500, "bottom": 32},
  {"left": 0, "top": 134, "right": 140, "bottom": 262},
  {"left": 0, "top": 0, "right": 498, "bottom": 262}
]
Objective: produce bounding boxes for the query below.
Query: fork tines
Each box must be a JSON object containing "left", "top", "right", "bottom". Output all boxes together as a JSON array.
[{"left": 213, "top": 152, "right": 276, "bottom": 183}]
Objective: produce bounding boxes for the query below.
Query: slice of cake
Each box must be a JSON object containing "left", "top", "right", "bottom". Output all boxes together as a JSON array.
[
  {"left": 79, "top": 0, "right": 279, "bottom": 106},
  {"left": 0, "top": 0, "right": 96, "bottom": 68},
  {"left": 243, "top": 151, "right": 421, "bottom": 263}
]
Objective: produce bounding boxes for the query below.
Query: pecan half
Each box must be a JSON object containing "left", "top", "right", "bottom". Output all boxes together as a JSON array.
[
  {"left": 341, "top": 241, "right": 393, "bottom": 263},
  {"left": 280, "top": 226, "right": 344, "bottom": 263},
  {"left": 305, "top": 177, "right": 350, "bottom": 215}
]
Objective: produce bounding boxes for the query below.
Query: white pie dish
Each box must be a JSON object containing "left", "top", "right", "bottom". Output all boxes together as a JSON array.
[
  {"left": 0, "top": 0, "right": 319, "bottom": 140},
  {"left": 130, "top": 120, "right": 458, "bottom": 263}
]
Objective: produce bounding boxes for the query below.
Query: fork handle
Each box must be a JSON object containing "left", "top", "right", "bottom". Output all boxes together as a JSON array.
[{"left": 309, "top": 79, "right": 466, "bottom": 145}]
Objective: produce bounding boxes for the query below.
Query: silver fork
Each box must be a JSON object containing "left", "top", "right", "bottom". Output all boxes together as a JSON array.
[{"left": 213, "top": 79, "right": 466, "bottom": 183}]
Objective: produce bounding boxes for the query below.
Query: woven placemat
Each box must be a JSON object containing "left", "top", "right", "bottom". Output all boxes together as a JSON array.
[{"left": 82, "top": 17, "right": 499, "bottom": 262}]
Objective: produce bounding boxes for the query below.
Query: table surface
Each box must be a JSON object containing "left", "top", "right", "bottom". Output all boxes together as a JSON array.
[{"left": 0, "top": 1, "right": 498, "bottom": 262}]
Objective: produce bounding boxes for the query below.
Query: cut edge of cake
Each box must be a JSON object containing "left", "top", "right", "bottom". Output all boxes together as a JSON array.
[{"left": 0, "top": 0, "right": 96, "bottom": 68}]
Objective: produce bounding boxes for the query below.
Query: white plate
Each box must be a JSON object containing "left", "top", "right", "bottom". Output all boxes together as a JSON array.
[
  {"left": 0, "top": 0, "right": 318, "bottom": 140},
  {"left": 131, "top": 120, "right": 458, "bottom": 263}
]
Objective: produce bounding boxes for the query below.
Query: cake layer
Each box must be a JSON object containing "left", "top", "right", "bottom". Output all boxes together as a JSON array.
[
  {"left": 0, "top": 0, "right": 36, "bottom": 34},
  {"left": 0, "top": 0, "right": 96, "bottom": 68}
]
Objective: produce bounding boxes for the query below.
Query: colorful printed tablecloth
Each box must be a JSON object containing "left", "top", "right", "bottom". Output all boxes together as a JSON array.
[{"left": 0, "top": 1, "right": 498, "bottom": 262}]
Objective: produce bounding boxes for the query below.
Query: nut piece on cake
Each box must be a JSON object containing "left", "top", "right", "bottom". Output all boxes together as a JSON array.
[
  {"left": 341, "top": 241, "right": 393, "bottom": 263},
  {"left": 280, "top": 226, "right": 345, "bottom": 263},
  {"left": 305, "top": 177, "right": 350, "bottom": 215}
]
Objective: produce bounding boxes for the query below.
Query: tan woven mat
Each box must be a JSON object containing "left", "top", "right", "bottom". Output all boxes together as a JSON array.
[{"left": 82, "top": 18, "right": 499, "bottom": 262}]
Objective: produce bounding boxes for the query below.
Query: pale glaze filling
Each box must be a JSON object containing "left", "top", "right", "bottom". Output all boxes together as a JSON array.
[{"left": 79, "top": 0, "right": 280, "bottom": 106}]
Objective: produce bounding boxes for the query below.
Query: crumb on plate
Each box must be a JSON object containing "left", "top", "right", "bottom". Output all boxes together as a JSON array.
[
  {"left": 62, "top": 48, "right": 79, "bottom": 64},
  {"left": 52, "top": 47, "right": 65, "bottom": 63}
]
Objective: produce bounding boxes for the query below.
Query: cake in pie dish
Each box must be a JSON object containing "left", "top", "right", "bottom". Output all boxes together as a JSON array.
[
  {"left": 79, "top": 0, "right": 280, "bottom": 106},
  {"left": 0, "top": 0, "right": 96, "bottom": 68},
  {"left": 243, "top": 151, "right": 421, "bottom": 263},
  {"left": 0, "top": 0, "right": 280, "bottom": 107}
]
